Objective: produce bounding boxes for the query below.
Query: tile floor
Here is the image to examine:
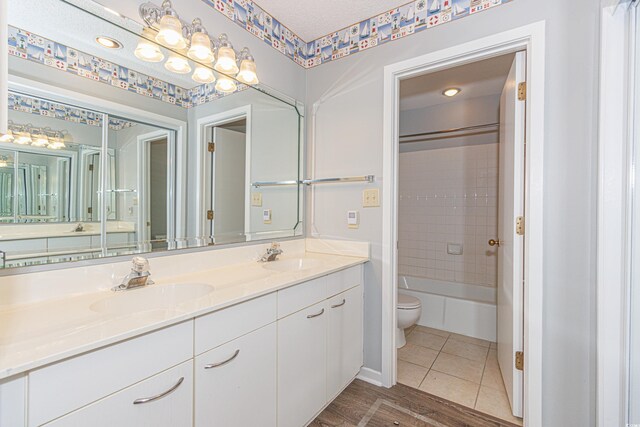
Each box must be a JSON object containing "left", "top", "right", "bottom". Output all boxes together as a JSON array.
[{"left": 398, "top": 325, "right": 523, "bottom": 426}]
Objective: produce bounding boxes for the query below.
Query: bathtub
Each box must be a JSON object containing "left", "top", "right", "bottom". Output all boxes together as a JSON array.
[{"left": 399, "top": 276, "right": 497, "bottom": 342}]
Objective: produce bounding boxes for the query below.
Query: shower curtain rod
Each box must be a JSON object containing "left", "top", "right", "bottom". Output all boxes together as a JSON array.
[{"left": 399, "top": 122, "right": 500, "bottom": 140}]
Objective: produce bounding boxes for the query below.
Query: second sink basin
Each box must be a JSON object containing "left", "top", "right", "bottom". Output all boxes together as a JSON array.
[
  {"left": 90, "top": 283, "right": 215, "bottom": 315},
  {"left": 262, "top": 258, "right": 325, "bottom": 272}
]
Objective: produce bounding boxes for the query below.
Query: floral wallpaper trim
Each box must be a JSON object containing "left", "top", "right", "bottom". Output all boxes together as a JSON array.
[{"left": 201, "top": 0, "right": 513, "bottom": 69}]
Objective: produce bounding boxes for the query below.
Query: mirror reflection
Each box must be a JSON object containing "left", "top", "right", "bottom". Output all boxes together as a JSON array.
[{"left": 1, "top": 0, "right": 303, "bottom": 269}]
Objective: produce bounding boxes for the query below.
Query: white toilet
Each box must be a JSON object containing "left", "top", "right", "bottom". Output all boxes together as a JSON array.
[{"left": 397, "top": 293, "right": 422, "bottom": 348}]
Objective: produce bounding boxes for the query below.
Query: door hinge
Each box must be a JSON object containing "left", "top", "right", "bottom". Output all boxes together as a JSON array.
[
  {"left": 208, "top": 142, "right": 215, "bottom": 153},
  {"left": 207, "top": 210, "right": 214, "bottom": 220},
  {"left": 516, "top": 216, "right": 525, "bottom": 236},
  {"left": 88, "top": 164, "right": 94, "bottom": 172},
  {"left": 515, "top": 351, "right": 524, "bottom": 371},
  {"left": 87, "top": 207, "right": 92, "bottom": 214},
  {"left": 518, "top": 82, "right": 526, "bottom": 101}
]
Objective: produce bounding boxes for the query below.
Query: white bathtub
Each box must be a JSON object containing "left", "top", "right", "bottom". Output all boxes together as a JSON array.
[{"left": 399, "top": 276, "right": 497, "bottom": 342}]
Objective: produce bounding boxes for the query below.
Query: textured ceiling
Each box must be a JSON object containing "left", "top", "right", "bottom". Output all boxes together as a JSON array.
[
  {"left": 400, "top": 53, "right": 516, "bottom": 111},
  {"left": 255, "top": 0, "right": 413, "bottom": 41}
]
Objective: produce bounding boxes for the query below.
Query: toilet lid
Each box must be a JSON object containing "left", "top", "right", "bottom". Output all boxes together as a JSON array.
[{"left": 397, "top": 294, "right": 421, "bottom": 309}]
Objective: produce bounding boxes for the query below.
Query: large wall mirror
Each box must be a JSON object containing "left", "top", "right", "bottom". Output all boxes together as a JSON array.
[{"left": 0, "top": 0, "right": 303, "bottom": 269}]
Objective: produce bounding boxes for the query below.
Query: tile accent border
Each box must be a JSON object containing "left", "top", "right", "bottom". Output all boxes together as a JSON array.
[{"left": 201, "top": 0, "right": 514, "bottom": 69}]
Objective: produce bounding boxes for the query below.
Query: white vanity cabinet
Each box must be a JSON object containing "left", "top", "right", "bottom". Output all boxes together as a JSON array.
[
  {"left": 0, "top": 374, "right": 26, "bottom": 426},
  {"left": 277, "top": 266, "right": 364, "bottom": 427}
]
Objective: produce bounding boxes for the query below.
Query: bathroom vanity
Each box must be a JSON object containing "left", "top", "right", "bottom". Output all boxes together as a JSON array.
[{"left": 0, "top": 240, "right": 367, "bottom": 427}]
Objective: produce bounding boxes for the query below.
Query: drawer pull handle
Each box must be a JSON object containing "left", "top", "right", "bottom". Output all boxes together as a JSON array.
[
  {"left": 204, "top": 349, "right": 240, "bottom": 369},
  {"left": 307, "top": 308, "right": 325, "bottom": 319},
  {"left": 331, "top": 299, "right": 346, "bottom": 308},
  {"left": 133, "top": 377, "right": 184, "bottom": 405}
]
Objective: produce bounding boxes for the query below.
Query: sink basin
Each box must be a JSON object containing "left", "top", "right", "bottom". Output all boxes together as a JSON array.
[
  {"left": 262, "top": 258, "right": 325, "bottom": 272},
  {"left": 90, "top": 283, "right": 215, "bottom": 315}
]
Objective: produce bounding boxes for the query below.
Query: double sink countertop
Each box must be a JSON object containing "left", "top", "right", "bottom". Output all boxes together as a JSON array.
[{"left": 0, "top": 252, "right": 368, "bottom": 380}]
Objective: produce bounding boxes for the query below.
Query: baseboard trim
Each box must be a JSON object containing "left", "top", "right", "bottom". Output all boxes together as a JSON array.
[{"left": 357, "top": 367, "right": 383, "bottom": 387}]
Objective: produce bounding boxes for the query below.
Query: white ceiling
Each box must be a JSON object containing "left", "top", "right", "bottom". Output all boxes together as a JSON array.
[
  {"left": 399, "top": 53, "right": 516, "bottom": 111},
  {"left": 255, "top": 0, "right": 412, "bottom": 41}
]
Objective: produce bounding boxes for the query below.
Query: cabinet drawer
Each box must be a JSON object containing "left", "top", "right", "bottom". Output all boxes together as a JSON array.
[
  {"left": 29, "top": 321, "right": 192, "bottom": 427},
  {"left": 195, "top": 323, "right": 276, "bottom": 427},
  {"left": 326, "top": 265, "right": 362, "bottom": 297},
  {"left": 277, "top": 276, "right": 326, "bottom": 319},
  {"left": 195, "top": 293, "right": 276, "bottom": 355},
  {"left": 43, "top": 360, "right": 193, "bottom": 427}
]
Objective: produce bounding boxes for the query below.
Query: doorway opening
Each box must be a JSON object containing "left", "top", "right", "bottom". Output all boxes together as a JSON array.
[{"left": 393, "top": 53, "right": 524, "bottom": 425}]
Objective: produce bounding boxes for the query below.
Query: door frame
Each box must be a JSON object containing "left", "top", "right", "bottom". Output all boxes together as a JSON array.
[
  {"left": 195, "top": 105, "right": 252, "bottom": 244},
  {"left": 381, "top": 21, "right": 546, "bottom": 425}
]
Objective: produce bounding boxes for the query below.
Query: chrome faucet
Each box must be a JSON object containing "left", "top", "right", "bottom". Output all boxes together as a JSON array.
[
  {"left": 259, "top": 242, "right": 284, "bottom": 262},
  {"left": 113, "top": 256, "right": 154, "bottom": 291},
  {"left": 73, "top": 223, "right": 84, "bottom": 232}
]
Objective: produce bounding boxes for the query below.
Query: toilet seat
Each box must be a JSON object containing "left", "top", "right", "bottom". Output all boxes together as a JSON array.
[{"left": 397, "top": 294, "right": 421, "bottom": 309}]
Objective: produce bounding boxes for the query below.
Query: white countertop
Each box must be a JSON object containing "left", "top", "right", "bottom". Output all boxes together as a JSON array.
[{"left": 0, "top": 252, "right": 368, "bottom": 380}]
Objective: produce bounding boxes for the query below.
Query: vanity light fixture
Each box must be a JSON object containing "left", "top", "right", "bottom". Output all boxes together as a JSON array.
[
  {"left": 237, "top": 48, "right": 259, "bottom": 85},
  {"left": 31, "top": 133, "right": 50, "bottom": 148},
  {"left": 6, "top": 122, "right": 71, "bottom": 150},
  {"left": 95, "top": 36, "right": 122, "bottom": 50},
  {"left": 14, "top": 131, "right": 32, "bottom": 145},
  {"left": 165, "top": 55, "right": 192, "bottom": 74},
  {"left": 187, "top": 19, "right": 215, "bottom": 63},
  {"left": 215, "top": 75, "right": 238, "bottom": 94},
  {"left": 155, "top": 1, "right": 186, "bottom": 49},
  {"left": 442, "top": 87, "right": 461, "bottom": 97},
  {"left": 192, "top": 66, "right": 216, "bottom": 84},
  {"left": 0, "top": 129, "right": 14, "bottom": 143},
  {"left": 134, "top": 28, "right": 164, "bottom": 62},
  {"left": 214, "top": 34, "right": 239, "bottom": 75}
]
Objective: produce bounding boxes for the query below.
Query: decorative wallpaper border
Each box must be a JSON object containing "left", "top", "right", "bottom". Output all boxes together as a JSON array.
[
  {"left": 8, "top": 93, "right": 135, "bottom": 131},
  {"left": 202, "top": 0, "right": 513, "bottom": 69},
  {"left": 7, "top": 27, "right": 248, "bottom": 110}
]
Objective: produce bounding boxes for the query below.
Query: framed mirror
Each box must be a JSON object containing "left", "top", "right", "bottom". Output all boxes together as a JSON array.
[{"left": 0, "top": 0, "right": 304, "bottom": 270}]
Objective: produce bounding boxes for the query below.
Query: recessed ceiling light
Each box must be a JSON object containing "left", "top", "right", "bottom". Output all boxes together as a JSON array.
[
  {"left": 95, "top": 36, "right": 122, "bottom": 49},
  {"left": 442, "top": 87, "right": 461, "bottom": 97}
]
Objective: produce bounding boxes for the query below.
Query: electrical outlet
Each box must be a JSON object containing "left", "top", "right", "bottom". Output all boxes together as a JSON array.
[
  {"left": 362, "top": 188, "right": 380, "bottom": 207},
  {"left": 263, "top": 209, "right": 272, "bottom": 224},
  {"left": 251, "top": 192, "right": 263, "bottom": 207}
]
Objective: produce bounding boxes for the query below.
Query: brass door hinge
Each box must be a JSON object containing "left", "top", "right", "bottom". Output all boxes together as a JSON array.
[
  {"left": 88, "top": 164, "right": 94, "bottom": 171},
  {"left": 518, "top": 82, "right": 526, "bottom": 101},
  {"left": 207, "top": 210, "right": 214, "bottom": 220},
  {"left": 87, "top": 207, "right": 92, "bottom": 214},
  {"left": 515, "top": 351, "right": 524, "bottom": 371},
  {"left": 208, "top": 142, "right": 215, "bottom": 153},
  {"left": 516, "top": 216, "right": 525, "bottom": 236}
]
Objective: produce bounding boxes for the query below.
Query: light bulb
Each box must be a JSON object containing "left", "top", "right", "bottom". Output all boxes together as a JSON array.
[
  {"left": 0, "top": 130, "right": 14, "bottom": 143},
  {"left": 156, "top": 14, "right": 186, "bottom": 49},
  {"left": 31, "top": 134, "right": 49, "bottom": 147},
  {"left": 15, "top": 132, "right": 32, "bottom": 145},
  {"left": 442, "top": 87, "right": 461, "bottom": 97},
  {"left": 48, "top": 138, "right": 66, "bottom": 150},
  {"left": 237, "top": 59, "right": 259, "bottom": 85},
  {"left": 135, "top": 39, "right": 164, "bottom": 62},
  {"left": 188, "top": 31, "right": 214, "bottom": 63},
  {"left": 214, "top": 46, "right": 239, "bottom": 75},
  {"left": 192, "top": 66, "right": 216, "bottom": 84},
  {"left": 165, "top": 55, "right": 192, "bottom": 74},
  {"left": 215, "top": 75, "right": 237, "bottom": 94}
]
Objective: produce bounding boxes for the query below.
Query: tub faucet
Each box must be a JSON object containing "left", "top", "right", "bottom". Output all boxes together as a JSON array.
[
  {"left": 259, "top": 242, "right": 283, "bottom": 262},
  {"left": 113, "top": 256, "right": 154, "bottom": 291}
]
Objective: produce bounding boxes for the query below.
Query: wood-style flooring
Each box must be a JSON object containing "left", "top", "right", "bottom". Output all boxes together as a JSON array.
[{"left": 311, "top": 379, "right": 522, "bottom": 427}]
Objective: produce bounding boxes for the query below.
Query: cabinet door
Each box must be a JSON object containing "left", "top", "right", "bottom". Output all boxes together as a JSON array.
[
  {"left": 0, "top": 375, "right": 26, "bottom": 427},
  {"left": 326, "top": 285, "right": 363, "bottom": 401},
  {"left": 277, "top": 300, "right": 327, "bottom": 427},
  {"left": 44, "top": 361, "right": 193, "bottom": 427},
  {"left": 195, "top": 323, "right": 276, "bottom": 427}
]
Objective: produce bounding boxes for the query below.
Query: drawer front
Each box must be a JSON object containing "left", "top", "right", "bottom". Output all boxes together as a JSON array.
[
  {"left": 277, "top": 276, "right": 326, "bottom": 319},
  {"left": 43, "top": 360, "right": 193, "bottom": 427},
  {"left": 326, "top": 265, "right": 362, "bottom": 297},
  {"left": 195, "top": 323, "right": 276, "bottom": 427},
  {"left": 195, "top": 293, "right": 276, "bottom": 355},
  {"left": 29, "top": 321, "right": 192, "bottom": 427}
]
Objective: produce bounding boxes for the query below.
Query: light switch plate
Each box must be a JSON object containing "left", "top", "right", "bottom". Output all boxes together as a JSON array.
[
  {"left": 363, "top": 189, "right": 380, "bottom": 207},
  {"left": 263, "top": 209, "right": 272, "bottom": 224},
  {"left": 347, "top": 210, "right": 359, "bottom": 229},
  {"left": 251, "top": 192, "right": 263, "bottom": 207}
]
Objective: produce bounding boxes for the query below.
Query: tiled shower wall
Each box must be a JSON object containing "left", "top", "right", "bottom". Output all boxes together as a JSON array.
[{"left": 398, "top": 144, "right": 498, "bottom": 287}]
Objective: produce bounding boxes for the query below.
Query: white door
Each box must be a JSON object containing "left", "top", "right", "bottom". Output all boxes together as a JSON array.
[
  {"left": 209, "top": 127, "right": 246, "bottom": 243},
  {"left": 326, "top": 285, "right": 364, "bottom": 401},
  {"left": 277, "top": 300, "right": 327, "bottom": 427},
  {"left": 497, "top": 51, "right": 526, "bottom": 418},
  {"left": 195, "top": 323, "right": 276, "bottom": 427}
]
